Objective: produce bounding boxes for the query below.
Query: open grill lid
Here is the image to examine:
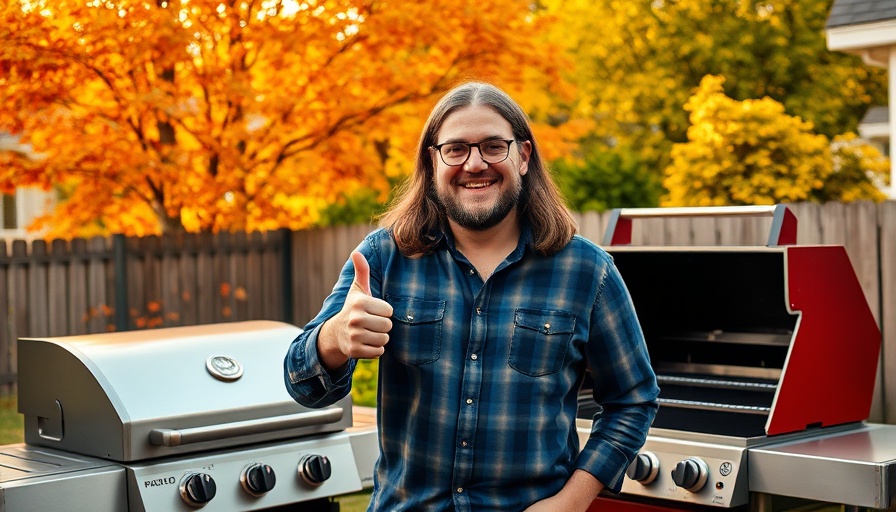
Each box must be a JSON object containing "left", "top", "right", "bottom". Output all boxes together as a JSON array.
[
  {"left": 18, "top": 321, "right": 352, "bottom": 462},
  {"left": 599, "top": 206, "right": 881, "bottom": 438}
]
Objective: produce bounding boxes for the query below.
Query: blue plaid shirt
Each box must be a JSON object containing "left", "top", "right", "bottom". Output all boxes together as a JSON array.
[{"left": 284, "top": 226, "right": 658, "bottom": 511}]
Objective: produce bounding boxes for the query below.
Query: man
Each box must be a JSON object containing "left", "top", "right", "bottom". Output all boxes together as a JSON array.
[{"left": 284, "top": 82, "right": 658, "bottom": 512}]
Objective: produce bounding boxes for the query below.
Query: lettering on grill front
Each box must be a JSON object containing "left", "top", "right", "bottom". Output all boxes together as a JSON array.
[{"left": 144, "top": 476, "right": 177, "bottom": 488}]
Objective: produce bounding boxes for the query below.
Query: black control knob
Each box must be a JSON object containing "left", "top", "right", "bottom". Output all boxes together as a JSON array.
[
  {"left": 179, "top": 473, "right": 217, "bottom": 507},
  {"left": 298, "top": 454, "right": 332, "bottom": 486},
  {"left": 626, "top": 451, "right": 660, "bottom": 484},
  {"left": 241, "top": 463, "right": 276, "bottom": 496},
  {"left": 671, "top": 457, "right": 709, "bottom": 491}
]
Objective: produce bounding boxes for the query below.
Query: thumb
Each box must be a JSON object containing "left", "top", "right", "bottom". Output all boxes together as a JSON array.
[{"left": 350, "top": 251, "right": 371, "bottom": 296}]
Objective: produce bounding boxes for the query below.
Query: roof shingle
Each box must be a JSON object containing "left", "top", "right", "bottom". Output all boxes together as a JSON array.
[{"left": 826, "top": 0, "right": 896, "bottom": 28}]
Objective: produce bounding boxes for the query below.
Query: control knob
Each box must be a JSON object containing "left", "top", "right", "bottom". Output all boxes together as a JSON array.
[
  {"left": 625, "top": 451, "right": 660, "bottom": 484},
  {"left": 241, "top": 463, "right": 276, "bottom": 496},
  {"left": 671, "top": 457, "right": 709, "bottom": 492},
  {"left": 299, "top": 454, "right": 332, "bottom": 486},
  {"left": 179, "top": 472, "right": 217, "bottom": 507}
]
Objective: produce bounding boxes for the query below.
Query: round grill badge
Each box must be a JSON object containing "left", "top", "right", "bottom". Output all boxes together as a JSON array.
[{"left": 206, "top": 355, "right": 244, "bottom": 381}]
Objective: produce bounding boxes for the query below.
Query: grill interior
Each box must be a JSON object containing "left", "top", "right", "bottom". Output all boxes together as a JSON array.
[{"left": 578, "top": 249, "right": 798, "bottom": 439}]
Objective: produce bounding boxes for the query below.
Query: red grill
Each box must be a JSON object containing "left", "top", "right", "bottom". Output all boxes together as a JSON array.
[{"left": 576, "top": 206, "right": 895, "bottom": 510}]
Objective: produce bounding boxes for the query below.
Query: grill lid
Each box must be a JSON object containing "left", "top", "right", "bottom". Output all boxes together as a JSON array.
[
  {"left": 592, "top": 206, "right": 881, "bottom": 438},
  {"left": 18, "top": 321, "right": 352, "bottom": 462}
]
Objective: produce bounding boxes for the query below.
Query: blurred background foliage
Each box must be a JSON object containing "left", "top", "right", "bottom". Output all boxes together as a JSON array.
[{"left": 0, "top": 0, "right": 889, "bottom": 239}]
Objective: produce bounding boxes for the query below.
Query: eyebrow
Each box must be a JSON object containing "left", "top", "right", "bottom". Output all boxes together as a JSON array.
[{"left": 437, "top": 135, "right": 508, "bottom": 144}]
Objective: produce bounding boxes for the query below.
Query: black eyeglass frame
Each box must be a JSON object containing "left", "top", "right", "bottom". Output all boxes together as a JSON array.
[{"left": 430, "top": 139, "right": 517, "bottom": 166}]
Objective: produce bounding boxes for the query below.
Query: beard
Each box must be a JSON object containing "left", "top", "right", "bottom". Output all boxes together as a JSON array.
[{"left": 433, "top": 177, "right": 523, "bottom": 231}]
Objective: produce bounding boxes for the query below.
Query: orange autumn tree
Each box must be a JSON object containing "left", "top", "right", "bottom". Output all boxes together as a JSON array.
[{"left": 0, "top": 0, "right": 567, "bottom": 237}]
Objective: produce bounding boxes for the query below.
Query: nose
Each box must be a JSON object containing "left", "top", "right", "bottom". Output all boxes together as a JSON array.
[{"left": 463, "top": 147, "right": 488, "bottom": 172}]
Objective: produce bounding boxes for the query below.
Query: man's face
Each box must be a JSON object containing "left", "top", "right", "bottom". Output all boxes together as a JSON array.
[{"left": 431, "top": 106, "right": 531, "bottom": 232}]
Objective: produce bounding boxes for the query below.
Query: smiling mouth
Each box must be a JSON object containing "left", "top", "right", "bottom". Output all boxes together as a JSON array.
[{"left": 458, "top": 178, "right": 497, "bottom": 189}]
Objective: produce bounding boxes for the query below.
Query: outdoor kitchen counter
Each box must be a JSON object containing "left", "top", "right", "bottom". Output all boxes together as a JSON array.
[
  {"left": 750, "top": 422, "right": 896, "bottom": 510},
  {"left": 347, "top": 406, "right": 378, "bottom": 490}
]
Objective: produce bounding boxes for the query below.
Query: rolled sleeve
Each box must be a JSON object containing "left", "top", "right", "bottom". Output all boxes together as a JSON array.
[
  {"left": 283, "top": 324, "right": 355, "bottom": 408},
  {"left": 577, "top": 258, "right": 659, "bottom": 493}
]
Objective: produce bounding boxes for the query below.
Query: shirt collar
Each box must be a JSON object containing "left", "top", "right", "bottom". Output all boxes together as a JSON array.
[{"left": 434, "top": 218, "right": 534, "bottom": 263}]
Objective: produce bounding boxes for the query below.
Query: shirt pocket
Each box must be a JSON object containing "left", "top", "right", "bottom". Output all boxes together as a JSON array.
[
  {"left": 509, "top": 309, "right": 576, "bottom": 377},
  {"left": 386, "top": 295, "right": 445, "bottom": 365}
]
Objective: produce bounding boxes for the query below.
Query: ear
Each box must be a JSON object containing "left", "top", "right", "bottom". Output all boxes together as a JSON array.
[
  {"left": 428, "top": 146, "right": 440, "bottom": 168},
  {"left": 518, "top": 140, "right": 532, "bottom": 176}
]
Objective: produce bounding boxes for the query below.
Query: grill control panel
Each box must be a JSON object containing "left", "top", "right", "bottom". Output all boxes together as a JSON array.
[
  {"left": 126, "top": 433, "right": 362, "bottom": 511},
  {"left": 618, "top": 436, "right": 750, "bottom": 507}
]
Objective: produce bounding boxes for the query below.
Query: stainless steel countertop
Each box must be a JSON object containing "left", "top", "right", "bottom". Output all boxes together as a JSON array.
[{"left": 750, "top": 422, "right": 896, "bottom": 509}]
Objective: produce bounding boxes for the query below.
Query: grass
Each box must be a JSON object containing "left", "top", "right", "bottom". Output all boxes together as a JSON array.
[
  {"left": 334, "top": 491, "right": 372, "bottom": 511},
  {"left": 0, "top": 395, "right": 24, "bottom": 444},
  {"left": 0, "top": 395, "right": 372, "bottom": 509}
]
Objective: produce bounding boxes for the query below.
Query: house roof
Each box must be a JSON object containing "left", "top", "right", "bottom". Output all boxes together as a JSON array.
[
  {"left": 861, "top": 105, "right": 890, "bottom": 125},
  {"left": 826, "top": 0, "right": 896, "bottom": 28}
]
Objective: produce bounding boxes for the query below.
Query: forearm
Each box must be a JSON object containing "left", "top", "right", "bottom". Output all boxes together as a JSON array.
[
  {"left": 557, "top": 470, "right": 604, "bottom": 511},
  {"left": 523, "top": 470, "right": 604, "bottom": 512}
]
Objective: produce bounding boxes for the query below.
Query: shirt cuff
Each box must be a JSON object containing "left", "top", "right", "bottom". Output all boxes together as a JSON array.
[
  {"left": 285, "top": 325, "right": 354, "bottom": 405},
  {"left": 575, "top": 437, "right": 631, "bottom": 494}
]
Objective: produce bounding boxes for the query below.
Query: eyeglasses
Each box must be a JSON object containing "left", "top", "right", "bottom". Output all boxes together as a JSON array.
[{"left": 430, "top": 139, "right": 516, "bottom": 166}]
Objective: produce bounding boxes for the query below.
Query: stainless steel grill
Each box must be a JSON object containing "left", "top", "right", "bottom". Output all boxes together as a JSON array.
[
  {"left": 576, "top": 206, "right": 896, "bottom": 511},
  {"left": 3, "top": 320, "right": 377, "bottom": 512}
]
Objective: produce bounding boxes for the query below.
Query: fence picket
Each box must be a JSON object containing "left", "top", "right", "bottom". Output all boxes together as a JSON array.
[
  {"left": 88, "top": 236, "right": 112, "bottom": 333},
  {"left": 0, "top": 243, "right": 10, "bottom": 391},
  {"left": 47, "top": 240, "right": 68, "bottom": 336},
  {"left": 8, "top": 240, "right": 28, "bottom": 391},
  {"left": 68, "top": 239, "right": 88, "bottom": 335},
  {"left": 160, "top": 234, "right": 182, "bottom": 328},
  {"left": 879, "top": 202, "right": 896, "bottom": 424},
  {"left": 27, "top": 241, "right": 49, "bottom": 337}
]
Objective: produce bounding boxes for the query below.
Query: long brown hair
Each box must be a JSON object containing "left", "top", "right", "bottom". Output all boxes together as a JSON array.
[{"left": 379, "top": 82, "right": 577, "bottom": 257}]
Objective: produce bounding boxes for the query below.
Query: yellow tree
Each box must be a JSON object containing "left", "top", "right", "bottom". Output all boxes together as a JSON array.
[
  {"left": 534, "top": 0, "right": 888, "bottom": 210},
  {"left": 663, "top": 76, "right": 888, "bottom": 206},
  {"left": 0, "top": 0, "right": 568, "bottom": 237}
]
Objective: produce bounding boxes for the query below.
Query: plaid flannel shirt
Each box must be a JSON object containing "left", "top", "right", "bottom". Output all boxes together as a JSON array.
[{"left": 284, "top": 226, "right": 658, "bottom": 511}]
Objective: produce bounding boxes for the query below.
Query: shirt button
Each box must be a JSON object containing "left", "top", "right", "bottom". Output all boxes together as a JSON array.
[
  {"left": 461, "top": 440, "right": 468, "bottom": 447},
  {"left": 469, "top": 268, "right": 475, "bottom": 276},
  {"left": 456, "top": 487, "right": 464, "bottom": 493},
  {"left": 465, "top": 398, "right": 473, "bottom": 405},
  {"left": 475, "top": 307, "right": 482, "bottom": 315},
  {"left": 471, "top": 354, "right": 478, "bottom": 361}
]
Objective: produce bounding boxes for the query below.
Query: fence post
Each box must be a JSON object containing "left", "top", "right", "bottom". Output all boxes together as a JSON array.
[
  {"left": 113, "top": 234, "right": 130, "bottom": 331},
  {"left": 279, "top": 228, "right": 294, "bottom": 325}
]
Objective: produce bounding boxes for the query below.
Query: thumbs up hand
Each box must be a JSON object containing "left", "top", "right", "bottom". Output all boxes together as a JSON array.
[{"left": 318, "top": 251, "right": 393, "bottom": 370}]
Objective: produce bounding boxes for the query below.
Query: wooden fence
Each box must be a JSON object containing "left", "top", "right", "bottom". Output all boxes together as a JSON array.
[{"left": 1, "top": 202, "right": 894, "bottom": 423}]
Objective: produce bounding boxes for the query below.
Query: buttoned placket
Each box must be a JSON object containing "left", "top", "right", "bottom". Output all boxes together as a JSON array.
[{"left": 451, "top": 265, "right": 489, "bottom": 512}]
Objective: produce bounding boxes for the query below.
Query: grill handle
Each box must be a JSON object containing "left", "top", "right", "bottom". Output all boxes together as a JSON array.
[
  {"left": 148, "top": 407, "right": 344, "bottom": 447},
  {"left": 602, "top": 204, "right": 797, "bottom": 246}
]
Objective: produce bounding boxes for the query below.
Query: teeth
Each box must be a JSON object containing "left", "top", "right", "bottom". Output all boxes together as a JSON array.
[{"left": 463, "top": 182, "right": 490, "bottom": 189}]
